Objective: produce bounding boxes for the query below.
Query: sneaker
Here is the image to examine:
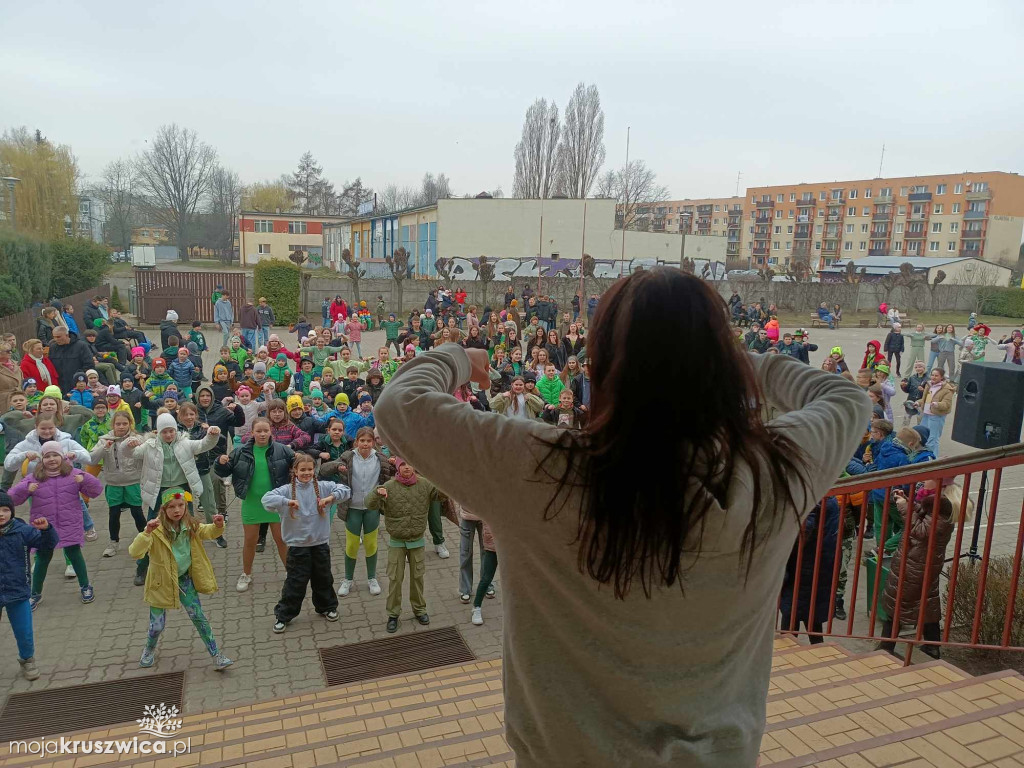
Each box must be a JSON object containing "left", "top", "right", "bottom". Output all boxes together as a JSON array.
[
  {"left": 273, "top": 621, "right": 287, "bottom": 634},
  {"left": 213, "top": 654, "right": 234, "bottom": 671},
  {"left": 415, "top": 613, "right": 430, "bottom": 626},
  {"left": 64, "top": 564, "right": 76, "bottom": 579},
  {"left": 139, "top": 647, "right": 156, "bottom": 668},
  {"left": 834, "top": 605, "right": 847, "bottom": 622},
  {"left": 102, "top": 541, "right": 118, "bottom": 557},
  {"left": 338, "top": 579, "right": 353, "bottom": 597},
  {"left": 29, "top": 593, "right": 42, "bottom": 611},
  {"left": 215, "top": 536, "right": 228, "bottom": 549},
  {"left": 255, "top": 539, "right": 265, "bottom": 553},
  {"left": 133, "top": 573, "right": 146, "bottom": 587},
  {"left": 435, "top": 543, "right": 450, "bottom": 559},
  {"left": 460, "top": 593, "right": 471, "bottom": 604},
  {"left": 19, "top": 657, "right": 39, "bottom": 681},
  {"left": 486, "top": 584, "right": 496, "bottom": 599},
  {"left": 236, "top": 572, "right": 252, "bottom": 592},
  {"left": 386, "top": 616, "right": 399, "bottom": 633},
  {"left": 84, "top": 529, "right": 98, "bottom": 542},
  {"left": 324, "top": 610, "right": 339, "bottom": 622},
  {"left": 471, "top": 607, "right": 483, "bottom": 626},
  {"left": 367, "top": 578, "right": 381, "bottom": 596},
  {"left": 80, "top": 585, "right": 95, "bottom": 603}
]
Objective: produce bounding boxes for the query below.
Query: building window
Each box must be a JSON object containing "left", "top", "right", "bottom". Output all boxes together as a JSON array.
[
  {"left": 845, "top": 224, "right": 854, "bottom": 233},
  {"left": 899, "top": 186, "right": 907, "bottom": 196},
  {"left": 785, "top": 241, "right": 791, "bottom": 250},
  {"left": 933, "top": 204, "right": 943, "bottom": 214},
  {"left": 954, "top": 183, "right": 963, "bottom": 194},
  {"left": 288, "top": 221, "right": 307, "bottom": 234},
  {"left": 929, "top": 241, "right": 939, "bottom": 252},
  {"left": 815, "top": 224, "right": 823, "bottom": 234},
  {"left": 859, "top": 241, "right": 867, "bottom": 251},
  {"left": 861, "top": 223, "right": 869, "bottom": 233},
  {"left": 931, "top": 223, "right": 942, "bottom": 233},
  {"left": 881, "top": 187, "right": 891, "bottom": 196},
  {"left": 972, "top": 181, "right": 989, "bottom": 192},
  {"left": 817, "top": 209, "right": 824, "bottom": 218},
  {"left": 948, "top": 241, "right": 957, "bottom": 252},
  {"left": 789, "top": 192, "right": 796, "bottom": 202},
  {"left": 893, "top": 241, "right": 902, "bottom": 250},
  {"left": 952, "top": 203, "right": 961, "bottom": 214},
  {"left": 775, "top": 195, "right": 783, "bottom": 203},
  {"left": 847, "top": 189, "right": 857, "bottom": 200},
  {"left": 862, "top": 207, "right": 870, "bottom": 216},
  {"left": 141, "top": 229, "right": 150, "bottom": 237},
  {"left": 950, "top": 222, "right": 960, "bottom": 233},
  {"left": 814, "top": 241, "right": 822, "bottom": 250},
  {"left": 844, "top": 242, "right": 852, "bottom": 251},
  {"left": 788, "top": 210, "right": 794, "bottom": 218},
  {"left": 897, "top": 205, "right": 906, "bottom": 216},
  {"left": 936, "top": 184, "right": 947, "bottom": 195},
  {"left": 774, "top": 225, "right": 781, "bottom": 234},
  {"left": 713, "top": 218, "right": 719, "bottom": 225},
  {"left": 786, "top": 225, "right": 793, "bottom": 234},
  {"left": 751, "top": 196, "right": 757, "bottom": 204},
  {"left": 896, "top": 223, "right": 904, "bottom": 233},
  {"left": 865, "top": 188, "right": 873, "bottom": 199},
  {"left": 772, "top": 241, "right": 780, "bottom": 250},
  {"left": 776, "top": 210, "right": 782, "bottom": 218},
  {"left": 848, "top": 207, "right": 856, "bottom": 217},
  {"left": 713, "top": 205, "right": 720, "bottom": 212},
  {"left": 258, "top": 243, "right": 271, "bottom": 254}
]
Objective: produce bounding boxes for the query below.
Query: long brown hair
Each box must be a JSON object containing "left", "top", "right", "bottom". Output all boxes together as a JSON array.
[{"left": 543, "top": 269, "right": 809, "bottom": 599}]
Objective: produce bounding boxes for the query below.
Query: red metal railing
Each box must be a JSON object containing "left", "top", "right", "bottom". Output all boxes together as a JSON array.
[{"left": 778, "top": 443, "right": 1024, "bottom": 664}]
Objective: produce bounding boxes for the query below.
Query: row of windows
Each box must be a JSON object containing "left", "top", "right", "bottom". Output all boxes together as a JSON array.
[
  {"left": 754, "top": 221, "right": 965, "bottom": 235},
  {"left": 753, "top": 181, "right": 988, "bottom": 204},
  {"left": 745, "top": 202, "right": 968, "bottom": 221},
  {"left": 252, "top": 220, "right": 309, "bottom": 234},
  {"left": 751, "top": 240, "right": 965, "bottom": 253}
]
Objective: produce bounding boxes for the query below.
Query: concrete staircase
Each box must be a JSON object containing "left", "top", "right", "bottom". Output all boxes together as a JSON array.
[{"left": 9, "top": 635, "right": 1024, "bottom": 767}]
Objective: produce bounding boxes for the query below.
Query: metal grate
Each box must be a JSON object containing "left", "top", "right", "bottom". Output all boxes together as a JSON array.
[
  {"left": 0, "top": 671, "right": 185, "bottom": 741},
  {"left": 319, "top": 625, "right": 476, "bottom": 687}
]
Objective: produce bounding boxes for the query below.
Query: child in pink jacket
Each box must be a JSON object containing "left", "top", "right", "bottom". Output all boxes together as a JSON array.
[{"left": 344, "top": 315, "right": 363, "bottom": 359}]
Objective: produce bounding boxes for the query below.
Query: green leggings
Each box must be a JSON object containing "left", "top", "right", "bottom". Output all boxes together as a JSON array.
[
  {"left": 344, "top": 508, "right": 380, "bottom": 580},
  {"left": 34, "top": 546, "right": 89, "bottom": 593}
]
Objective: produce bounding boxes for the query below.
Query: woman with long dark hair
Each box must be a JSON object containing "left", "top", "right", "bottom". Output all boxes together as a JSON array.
[{"left": 375, "top": 269, "right": 869, "bottom": 767}]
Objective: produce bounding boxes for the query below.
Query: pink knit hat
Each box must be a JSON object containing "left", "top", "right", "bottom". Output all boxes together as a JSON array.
[{"left": 40, "top": 441, "right": 63, "bottom": 457}]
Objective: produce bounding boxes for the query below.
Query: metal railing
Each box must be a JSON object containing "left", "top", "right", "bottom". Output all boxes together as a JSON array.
[{"left": 779, "top": 443, "right": 1024, "bottom": 663}]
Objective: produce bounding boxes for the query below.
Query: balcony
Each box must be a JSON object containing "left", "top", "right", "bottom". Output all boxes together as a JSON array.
[
  {"left": 755, "top": 199, "right": 775, "bottom": 209},
  {"left": 872, "top": 211, "right": 892, "bottom": 221},
  {"left": 960, "top": 247, "right": 983, "bottom": 258},
  {"left": 966, "top": 189, "right": 992, "bottom": 201},
  {"left": 961, "top": 228, "right": 985, "bottom": 239},
  {"left": 868, "top": 248, "right": 889, "bottom": 257},
  {"left": 755, "top": 214, "right": 772, "bottom": 224},
  {"left": 870, "top": 229, "right": 889, "bottom": 238},
  {"left": 874, "top": 194, "right": 893, "bottom": 204},
  {"left": 795, "top": 199, "right": 815, "bottom": 207},
  {"left": 696, "top": 206, "right": 713, "bottom": 215},
  {"left": 753, "top": 246, "right": 769, "bottom": 256},
  {"left": 908, "top": 192, "right": 932, "bottom": 202},
  {"left": 825, "top": 214, "right": 842, "bottom": 222},
  {"left": 826, "top": 198, "right": 845, "bottom": 206},
  {"left": 726, "top": 244, "right": 740, "bottom": 255},
  {"left": 794, "top": 229, "right": 812, "bottom": 240},
  {"left": 727, "top": 234, "right": 741, "bottom": 242},
  {"left": 964, "top": 210, "right": 988, "bottom": 220},
  {"left": 903, "top": 229, "right": 927, "bottom": 239},
  {"left": 906, "top": 213, "right": 928, "bottom": 221}
]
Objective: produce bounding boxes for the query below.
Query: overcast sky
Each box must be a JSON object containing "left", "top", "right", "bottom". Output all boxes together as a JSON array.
[{"left": 2, "top": 0, "right": 1022, "bottom": 200}]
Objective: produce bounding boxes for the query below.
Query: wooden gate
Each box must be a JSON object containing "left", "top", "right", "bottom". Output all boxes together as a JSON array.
[{"left": 135, "top": 271, "right": 246, "bottom": 324}]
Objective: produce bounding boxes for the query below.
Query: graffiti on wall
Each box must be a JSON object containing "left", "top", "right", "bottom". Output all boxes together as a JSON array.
[{"left": 438, "top": 257, "right": 726, "bottom": 281}]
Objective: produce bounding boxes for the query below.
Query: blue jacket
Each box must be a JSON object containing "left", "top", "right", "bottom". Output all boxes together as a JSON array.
[
  {"left": 0, "top": 518, "right": 58, "bottom": 605},
  {"left": 316, "top": 408, "right": 375, "bottom": 439},
  {"left": 817, "top": 307, "right": 832, "bottom": 321},
  {"left": 864, "top": 437, "right": 911, "bottom": 503},
  {"left": 69, "top": 389, "right": 94, "bottom": 408},
  {"left": 780, "top": 497, "right": 839, "bottom": 623}
]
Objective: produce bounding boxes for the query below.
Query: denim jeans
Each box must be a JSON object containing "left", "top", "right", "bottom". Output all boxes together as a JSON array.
[
  {"left": 920, "top": 413, "right": 946, "bottom": 457},
  {"left": 2, "top": 599, "right": 34, "bottom": 659},
  {"left": 259, "top": 326, "right": 271, "bottom": 347},
  {"left": 242, "top": 328, "right": 257, "bottom": 350},
  {"left": 219, "top": 321, "right": 232, "bottom": 348},
  {"left": 459, "top": 518, "right": 484, "bottom": 596}
]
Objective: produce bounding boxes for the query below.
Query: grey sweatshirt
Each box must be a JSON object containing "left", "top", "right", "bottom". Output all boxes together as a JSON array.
[
  {"left": 375, "top": 344, "right": 869, "bottom": 768},
  {"left": 262, "top": 480, "right": 350, "bottom": 546}
]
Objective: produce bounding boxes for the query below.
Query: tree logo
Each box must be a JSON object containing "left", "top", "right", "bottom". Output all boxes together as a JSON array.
[{"left": 136, "top": 703, "right": 183, "bottom": 738}]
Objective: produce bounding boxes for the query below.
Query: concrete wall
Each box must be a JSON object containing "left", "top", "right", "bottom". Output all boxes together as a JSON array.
[{"left": 985, "top": 214, "right": 1024, "bottom": 268}]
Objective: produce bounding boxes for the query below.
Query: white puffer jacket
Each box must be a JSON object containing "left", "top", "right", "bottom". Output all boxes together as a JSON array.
[
  {"left": 89, "top": 433, "right": 143, "bottom": 487},
  {"left": 130, "top": 430, "right": 219, "bottom": 513},
  {"left": 3, "top": 428, "right": 90, "bottom": 474}
]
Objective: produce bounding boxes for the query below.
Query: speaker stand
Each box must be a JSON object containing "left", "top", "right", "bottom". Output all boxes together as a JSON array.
[{"left": 963, "top": 469, "right": 989, "bottom": 563}]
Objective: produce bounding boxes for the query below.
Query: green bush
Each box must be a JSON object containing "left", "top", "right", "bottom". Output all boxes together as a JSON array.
[
  {"left": 48, "top": 238, "right": 110, "bottom": 298},
  {"left": 110, "top": 285, "right": 124, "bottom": 311},
  {"left": 0, "top": 229, "right": 52, "bottom": 305},
  {"left": 0, "top": 277, "right": 24, "bottom": 315},
  {"left": 254, "top": 260, "right": 301, "bottom": 325},
  {"left": 978, "top": 287, "right": 1024, "bottom": 319}
]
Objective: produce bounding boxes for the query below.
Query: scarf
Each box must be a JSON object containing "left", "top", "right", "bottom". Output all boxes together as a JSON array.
[
  {"left": 29, "top": 354, "right": 51, "bottom": 384},
  {"left": 394, "top": 459, "right": 418, "bottom": 486}
]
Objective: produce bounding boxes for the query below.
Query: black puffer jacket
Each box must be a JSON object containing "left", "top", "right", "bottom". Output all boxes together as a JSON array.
[
  {"left": 195, "top": 387, "right": 245, "bottom": 458},
  {"left": 214, "top": 438, "right": 294, "bottom": 499},
  {"left": 160, "top": 320, "right": 181, "bottom": 349}
]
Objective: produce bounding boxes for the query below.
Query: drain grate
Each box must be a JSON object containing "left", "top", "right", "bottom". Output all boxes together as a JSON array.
[
  {"left": 319, "top": 625, "right": 476, "bottom": 687},
  {"left": 0, "top": 671, "right": 185, "bottom": 741}
]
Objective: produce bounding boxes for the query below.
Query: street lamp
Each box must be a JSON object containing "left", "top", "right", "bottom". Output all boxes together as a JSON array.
[{"left": 2, "top": 177, "right": 20, "bottom": 230}]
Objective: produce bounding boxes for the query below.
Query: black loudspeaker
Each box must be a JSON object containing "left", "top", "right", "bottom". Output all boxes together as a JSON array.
[{"left": 951, "top": 362, "right": 1024, "bottom": 450}]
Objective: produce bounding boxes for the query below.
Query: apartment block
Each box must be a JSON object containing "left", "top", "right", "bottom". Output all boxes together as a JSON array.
[{"left": 635, "top": 197, "right": 746, "bottom": 261}]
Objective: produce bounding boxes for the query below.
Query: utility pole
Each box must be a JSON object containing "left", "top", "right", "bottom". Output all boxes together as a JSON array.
[
  {"left": 735, "top": 171, "right": 742, "bottom": 197},
  {"left": 619, "top": 126, "right": 630, "bottom": 277},
  {"left": 877, "top": 144, "right": 886, "bottom": 178}
]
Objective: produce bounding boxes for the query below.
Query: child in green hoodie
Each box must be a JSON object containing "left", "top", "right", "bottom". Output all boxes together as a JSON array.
[
  {"left": 268, "top": 353, "right": 292, "bottom": 387},
  {"left": 536, "top": 364, "right": 566, "bottom": 405},
  {"left": 380, "top": 313, "right": 404, "bottom": 357},
  {"left": 78, "top": 401, "right": 112, "bottom": 451}
]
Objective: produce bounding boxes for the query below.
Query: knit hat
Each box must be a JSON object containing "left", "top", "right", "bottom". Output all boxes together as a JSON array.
[
  {"left": 793, "top": 328, "right": 806, "bottom": 338},
  {"left": 186, "top": 342, "right": 199, "bottom": 353},
  {"left": 22, "top": 378, "right": 36, "bottom": 389},
  {"left": 40, "top": 441, "right": 63, "bottom": 457},
  {"left": 0, "top": 490, "right": 13, "bottom": 514},
  {"left": 257, "top": 345, "right": 268, "bottom": 354},
  {"left": 165, "top": 310, "right": 178, "bottom": 322},
  {"left": 875, "top": 363, "right": 890, "bottom": 375},
  {"left": 152, "top": 357, "right": 166, "bottom": 368},
  {"left": 275, "top": 353, "right": 287, "bottom": 361},
  {"left": 73, "top": 372, "right": 87, "bottom": 384},
  {"left": 334, "top": 392, "right": 349, "bottom": 406},
  {"left": 43, "top": 385, "right": 62, "bottom": 398},
  {"left": 872, "top": 404, "right": 885, "bottom": 420},
  {"left": 286, "top": 395, "right": 304, "bottom": 412},
  {"left": 912, "top": 425, "right": 931, "bottom": 444},
  {"left": 93, "top": 318, "right": 104, "bottom": 328},
  {"left": 106, "top": 385, "right": 121, "bottom": 397},
  {"left": 160, "top": 488, "right": 192, "bottom": 506},
  {"left": 524, "top": 371, "right": 538, "bottom": 383},
  {"left": 405, "top": 344, "right": 414, "bottom": 353},
  {"left": 510, "top": 299, "right": 518, "bottom": 307},
  {"left": 131, "top": 346, "right": 145, "bottom": 358},
  {"left": 269, "top": 334, "right": 281, "bottom": 343},
  {"left": 358, "top": 392, "right": 372, "bottom": 403},
  {"left": 156, "top": 413, "right": 177, "bottom": 433},
  {"left": 86, "top": 369, "right": 98, "bottom": 379},
  {"left": 235, "top": 385, "right": 252, "bottom": 397},
  {"left": 830, "top": 346, "right": 843, "bottom": 357},
  {"left": 253, "top": 361, "right": 267, "bottom": 374},
  {"left": 120, "top": 373, "right": 134, "bottom": 384},
  {"left": 309, "top": 382, "right": 323, "bottom": 395}
]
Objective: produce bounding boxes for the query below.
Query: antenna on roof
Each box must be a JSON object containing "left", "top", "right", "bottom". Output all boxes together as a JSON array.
[
  {"left": 877, "top": 144, "right": 885, "bottom": 178},
  {"left": 735, "top": 171, "right": 742, "bottom": 196}
]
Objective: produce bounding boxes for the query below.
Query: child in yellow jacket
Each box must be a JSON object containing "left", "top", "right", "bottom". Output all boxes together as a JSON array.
[{"left": 128, "top": 488, "right": 233, "bottom": 670}]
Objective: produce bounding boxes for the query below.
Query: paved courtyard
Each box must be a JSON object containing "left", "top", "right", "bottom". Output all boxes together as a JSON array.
[{"left": 4, "top": 317, "right": 1023, "bottom": 714}]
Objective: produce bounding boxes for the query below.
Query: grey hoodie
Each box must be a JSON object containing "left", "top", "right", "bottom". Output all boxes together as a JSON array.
[
  {"left": 89, "top": 432, "right": 143, "bottom": 486},
  {"left": 262, "top": 479, "right": 351, "bottom": 546}
]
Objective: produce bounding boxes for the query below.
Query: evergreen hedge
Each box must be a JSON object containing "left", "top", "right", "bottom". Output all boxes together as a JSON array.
[
  {"left": 49, "top": 238, "right": 111, "bottom": 298},
  {"left": 254, "top": 260, "right": 301, "bottom": 324},
  {"left": 978, "top": 287, "right": 1024, "bottom": 319},
  {"left": 0, "top": 230, "right": 52, "bottom": 305}
]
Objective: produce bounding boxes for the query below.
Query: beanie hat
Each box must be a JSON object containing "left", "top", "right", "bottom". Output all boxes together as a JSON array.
[
  {"left": 275, "top": 353, "right": 288, "bottom": 361},
  {"left": 875, "top": 363, "right": 890, "bottom": 376},
  {"left": 106, "top": 385, "right": 121, "bottom": 397},
  {"left": 40, "top": 440, "right": 63, "bottom": 457},
  {"left": 871, "top": 404, "right": 885, "bottom": 420},
  {"left": 120, "top": 373, "right": 134, "bottom": 384},
  {"left": 73, "top": 372, "right": 87, "bottom": 384},
  {"left": 358, "top": 392, "right": 372, "bottom": 403},
  {"left": 830, "top": 346, "right": 843, "bottom": 357},
  {"left": 912, "top": 425, "right": 931, "bottom": 444},
  {"left": 286, "top": 395, "right": 304, "bottom": 412},
  {"left": 309, "top": 382, "right": 323, "bottom": 394},
  {"left": 22, "top": 378, "right": 36, "bottom": 389},
  {"left": 152, "top": 357, "right": 166, "bottom": 368},
  {"left": 131, "top": 346, "right": 146, "bottom": 358},
  {"left": 253, "top": 362, "right": 267, "bottom": 375},
  {"left": 86, "top": 369, "right": 98, "bottom": 379},
  {"left": 186, "top": 341, "right": 199, "bottom": 353},
  {"left": 334, "top": 392, "right": 349, "bottom": 407},
  {"left": 524, "top": 371, "right": 538, "bottom": 383},
  {"left": 405, "top": 344, "right": 414, "bottom": 353},
  {"left": 92, "top": 318, "right": 105, "bottom": 328},
  {"left": 0, "top": 490, "right": 13, "bottom": 514},
  {"left": 235, "top": 385, "right": 252, "bottom": 397},
  {"left": 156, "top": 412, "right": 177, "bottom": 433},
  {"left": 165, "top": 310, "right": 178, "bottom": 322},
  {"left": 269, "top": 334, "right": 281, "bottom": 343},
  {"left": 43, "top": 385, "right": 62, "bottom": 399}
]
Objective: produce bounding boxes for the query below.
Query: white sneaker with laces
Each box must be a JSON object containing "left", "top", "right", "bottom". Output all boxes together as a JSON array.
[
  {"left": 471, "top": 607, "right": 483, "bottom": 626},
  {"left": 102, "top": 541, "right": 118, "bottom": 558},
  {"left": 235, "top": 572, "right": 252, "bottom": 592},
  {"left": 84, "top": 529, "right": 98, "bottom": 542},
  {"left": 338, "top": 579, "right": 353, "bottom": 596},
  {"left": 435, "top": 543, "right": 450, "bottom": 559},
  {"left": 64, "top": 564, "right": 76, "bottom": 579},
  {"left": 367, "top": 578, "right": 381, "bottom": 595}
]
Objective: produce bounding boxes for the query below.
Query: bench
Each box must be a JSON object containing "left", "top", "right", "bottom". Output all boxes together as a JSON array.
[{"left": 810, "top": 314, "right": 840, "bottom": 329}]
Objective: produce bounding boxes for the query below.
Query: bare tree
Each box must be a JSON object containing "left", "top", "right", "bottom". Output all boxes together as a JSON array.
[
  {"left": 135, "top": 124, "right": 217, "bottom": 262},
  {"left": 385, "top": 246, "right": 411, "bottom": 313},
  {"left": 206, "top": 166, "right": 241, "bottom": 263},
  {"left": 98, "top": 159, "right": 138, "bottom": 256},
  {"left": 490, "top": 186, "right": 505, "bottom": 199},
  {"left": 594, "top": 169, "right": 617, "bottom": 198},
  {"left": 378, "top": 184, "right": 418, "bottom": 214},
  {"left": 513, "top": 99, "right": 560, "bottom": 199},
  {"left": 476, "top": 255, "right": 496, "bottom": 307},
  {"left": 556, "top": 83, "right": 606, "bottom": 198},
  {"left": 340, "top": 247, "right": 364, "bottom": 304},
  {"left": 610, "top": 160, "right": 669, "bottom": 231},
  {"left": 420, "top": 173, "right": 452, "bottom": 205}
]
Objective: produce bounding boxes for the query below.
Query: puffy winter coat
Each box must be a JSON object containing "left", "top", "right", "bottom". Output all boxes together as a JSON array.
[
  {"left": 195, "top": 387, "right": 245, "bottom": 458},
  {"left": 130, "top": 431, "right": 219, "bottom": 513},
  {"left": 365, "top": 476, "right": 442, "bottom": 542},
  {"left": 779, "top": 497, "right": 839, "bottom": 626},
  {"left": 882, "top": 491, "right": 954, "bottom": 625},
  {"left": 4, "top": 429, "right": 91, "bottom": 474},
  {"left": 159, "top": 320, "right": 181, "bottom": 350},
  {"left": 883, "top": 331, "right": 905, "bottom": 354},
  {"left": 0, "top": 518, "right": 58, "bottom": 605},
  {"left": 89, "top": 433, "right": 143, "bottom": 486},
  {"left": 326, "top": 449, "right": 394, "bottom": 513},
  {"left": 490, "top": 391, "right": 545, "bottom": 419},
  {"left": 128, "top": 521, "right": 223, "bottom": 609},
  {"left": 865, "top": 437, "right": 911, "bottom": 505},
  {"left": 8, "top": 468, "right": 103, "bottom": 549},
  {"left": 922, "top": 381, "right": 956, "bottom": 416},
  {"left": 214, "top": 438, "right": 294, "bottom": 499}
]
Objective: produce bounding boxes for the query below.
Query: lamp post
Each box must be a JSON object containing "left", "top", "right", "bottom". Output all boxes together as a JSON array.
[
  {"left": 679, "top": 212, "right": 691, "bottom": 265},
  {"left": 2, "top": 177, "right": 20, "bottom": 230}
]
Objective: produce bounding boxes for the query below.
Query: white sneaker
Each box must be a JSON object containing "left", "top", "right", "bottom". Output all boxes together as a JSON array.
[
  {"left": 102, "top": 541, "right": 118, "bottom": 558},
  {"left": 367, "top": 578, "right": 381, "bottom": 595},
  {"left": 435, "top": 544, "right": 450, "bottom": 559},
  {"left": 338, "top": 579, "right": 353, "bottom": 596},
  {"left": 471, "top": 607, "right": 483, "bottom": 626},
  {"left": 84, "top": 529, "right": 98, "bottom": 542},
  {"left": 235, "top": 573, "right": 252, "bottom": 592},
  {"left": 64, "top": 564, "right": 76, "bottom": 579}
]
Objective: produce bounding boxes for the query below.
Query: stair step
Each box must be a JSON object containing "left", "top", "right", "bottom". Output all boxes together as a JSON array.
[
  {"left": 768, "top": 653, "right": 952, "bottom": 697},
  {"left": 770, "top": 643, "right": 852, "bottom": 673},
  {"left": 759, "top": 670, "right": 1024, "bottom": 766}
]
